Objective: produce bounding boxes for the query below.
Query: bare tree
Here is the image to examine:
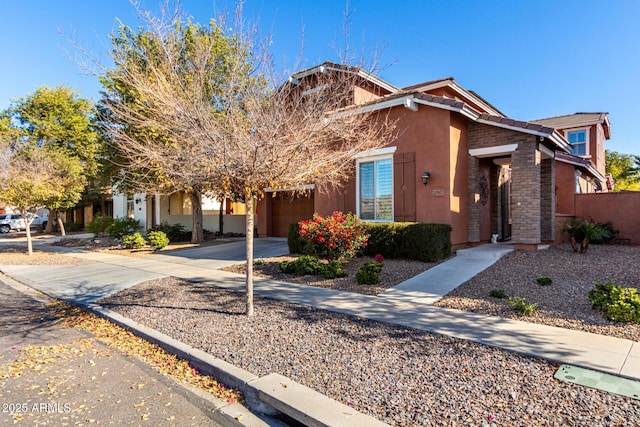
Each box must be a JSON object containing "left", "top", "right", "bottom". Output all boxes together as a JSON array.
[{"left": 99, "top": 3, "right": 396, "bottom": 315}]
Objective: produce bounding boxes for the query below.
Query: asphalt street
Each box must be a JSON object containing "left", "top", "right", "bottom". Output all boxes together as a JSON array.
[{"left": 0, "top": 278, "right": 226, "bottom": 426}]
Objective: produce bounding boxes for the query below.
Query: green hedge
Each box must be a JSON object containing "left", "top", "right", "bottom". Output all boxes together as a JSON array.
[
  {"left": 287, "top": 221, "right": 452, "bottom": 262},
  {"left": 288, "top": 222, "right": 307, "bottom": 254},
  {"left": 364, "top": 222, "right": 452, "bottom": 262}
]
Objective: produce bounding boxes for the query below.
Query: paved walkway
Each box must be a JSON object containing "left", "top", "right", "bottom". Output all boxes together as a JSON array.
[{"left": 2, "top": 238, "right": 639, "bottom": 383}]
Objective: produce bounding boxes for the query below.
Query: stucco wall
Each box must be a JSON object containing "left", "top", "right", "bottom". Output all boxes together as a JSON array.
[
  {"left": 308, "top": 104, "right": 470, "bottom": 246},
  {"left": 555, "top": 161, "right": 576, "bottom": 215},
  {"left": 574, "top": 192, "right": 640, "bottom": 245}
]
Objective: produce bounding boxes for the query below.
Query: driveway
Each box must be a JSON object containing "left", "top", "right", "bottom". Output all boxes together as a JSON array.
[
  {"left": 0, "top": 237, "right": 289, "bottom": 304},
  {"left": 147, "top": 237, "right": 289, "bottom": 269}
]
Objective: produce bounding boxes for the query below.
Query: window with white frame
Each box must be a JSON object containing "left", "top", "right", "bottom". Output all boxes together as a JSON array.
[
  {"left": 357, "top": 157, "right": 393, "bottom": 221},
  {"left": 126, "top": 194, "right": 135, "bottom": 219},
  {"left": 567, "top": 129, "right": 588, "bottom": 157}
]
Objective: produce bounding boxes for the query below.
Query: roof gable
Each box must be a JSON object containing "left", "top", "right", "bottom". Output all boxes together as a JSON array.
[
  {"left": 289, "top": 61, "right": 398, "bottom": 95},
  {"left": 530, "top": 113, "right": 611, "bottom": 139},
  {"left": 402, "top": 78, "right": 505, "bottom": 117}
]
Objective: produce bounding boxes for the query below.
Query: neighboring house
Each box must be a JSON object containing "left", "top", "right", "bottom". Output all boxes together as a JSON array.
[
  {"left": 257, "top": 62, "right": 611, "bottom": 250},
  {"left": 111, "top": 191, "right": 248, "bottom": 234},
  {"left": 530, "top": 113, "right": 611, "bottom": 218}
]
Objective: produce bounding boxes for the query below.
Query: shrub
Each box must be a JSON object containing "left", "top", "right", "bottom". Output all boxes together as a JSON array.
[
  {"left": 288, "top": 222, "right": 307, "bottom": 254},
  {"left": 147, "top": 230, "right": 169, "bottom": 250},
  {"left": 107, "top": 217, "right": 141, "bottom": 239},
  {"left": 590, "top": 221, "right": 618, "bottom": 244},
  {"left": 536, "top": 277, "right": 552, "bottom": 286},
  {"left": 356, "top": 261, "right": 384, "bottom": 285},
  {"left": 63, "top": 222, "right": 84, "bottom": 232},
  {"left": 365, "top": 222, "right": 452, "bottom": 262},
  {"left": 589, "top": 282, "right": 640, "bottom": 323},
  {"left": 86, "top": 216, "right": 114, "bottom": 236},
  {"left": 149, "top": 222, "right": 191, "bottom": 242},
  {"left": 489, "top": 289, "right": 506, "bottom": 299},
  {"left": 289, "top": 220, "right": 452, "bottom": 262},
  {"left": 298, "top": 212, "right": 368, "bottom": 261},
  {"left": 508, "top": 296, "right": 537, "bottom": 315},
  {"left": 322, "top": 260, "right": 346, "bottom": 279},
  {"left": 280, "top": 255, "right": 321, "bottom": 275},
  {"left": 121, "top": 232, "right": 146, "bottom": 249},
  {"left": 363, "top": 222, "right": 406, "bottom": 258},
  {"left": 563, "top": 218, "right": 612, "bottom": 253},
  {"left": 279, "top": 255, "right": 345, "bottom": 279}
]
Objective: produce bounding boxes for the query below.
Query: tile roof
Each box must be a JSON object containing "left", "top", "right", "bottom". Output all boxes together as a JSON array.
[
  {"left": 414, "top": 92, "right": 465, "bottom": 109},
  {"left": 401, "top": 77, "right": 454, "bottom": 91},
  {"left": 529, "top": 112, "right": 609, "bottom": 131},
  {"left": 477, "top": 113, "right": 555, "bottom": 134}
]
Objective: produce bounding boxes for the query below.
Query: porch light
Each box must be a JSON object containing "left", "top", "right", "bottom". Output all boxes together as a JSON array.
[
  {"left": 421, "top": 172, "right": 431, "bottom": 185},
  {"left": 135, "top": 198, "right": 142, "bottom": 204}
]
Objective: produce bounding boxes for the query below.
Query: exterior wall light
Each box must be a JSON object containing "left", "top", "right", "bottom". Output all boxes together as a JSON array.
[
  {"left": 135, "top": 198, "right": 142, "bottom": 204},
  {"left": 421, "top": 172, "right": 431, "bottom": 185}
]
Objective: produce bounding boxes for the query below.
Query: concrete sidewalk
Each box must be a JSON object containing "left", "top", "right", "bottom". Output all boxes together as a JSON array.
[{"left": 2, "top": 240, "right": 639, "bottom": 383}]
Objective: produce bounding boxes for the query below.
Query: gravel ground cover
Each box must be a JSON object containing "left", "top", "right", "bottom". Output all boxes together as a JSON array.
[
  {"left": 99, "top": 277, "right": 640, "bottom": 426},
  {"left": 222, "top": 256, "right": 437, "bottom": 295},
  {"left": 434, "top": 244, "right": 640, "bottom": 342},
  {"left": 0, "top": 245, "right": 90, "bottom": 266}
]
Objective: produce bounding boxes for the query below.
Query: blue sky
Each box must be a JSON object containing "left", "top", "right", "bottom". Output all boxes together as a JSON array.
[{"left": 2, "top": 0, "right": 639, "bottom": 155}]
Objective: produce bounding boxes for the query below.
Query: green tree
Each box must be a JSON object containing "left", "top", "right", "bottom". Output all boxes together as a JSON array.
[
  {"left": 606, "top": 150, "right": 640, "bottom": 191},
  {"left": 99, "top": 19, "right": 237, "bottom": 243},
  {"left": 2, "top": 86, "right": 101, "bottom": 233},
  {"left": 0, "top": 145, "right": 83, "bottom": 255}
]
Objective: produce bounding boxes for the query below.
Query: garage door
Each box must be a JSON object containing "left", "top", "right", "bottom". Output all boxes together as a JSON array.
[{"left": 272, "top": 192, "right": 315, "bottom": 237}]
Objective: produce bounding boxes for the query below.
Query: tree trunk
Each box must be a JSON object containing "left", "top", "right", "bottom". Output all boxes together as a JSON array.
[
  {"left": 218, "top": 198, "right": 224, "bottom": 236},
  {"left": 45, "top": 209, "right": 54, "bottom": 234},
  {"left": 22, "top": 210, "right": 33, "bottom": 256},
  {"left": 56, "top": 210, "right": 66, "bottom": 236},
  {"left": 245, "top": 191, "right": 254, "bottom": 317},
  {"left": 581, "top": 237, "right": 589, "bottom": 254},
  {"left": 187, "top": 190, "right": 204, "bottom": 243},
  {"left": 570, "top": 237, "right": 579, "bottom": 253}
]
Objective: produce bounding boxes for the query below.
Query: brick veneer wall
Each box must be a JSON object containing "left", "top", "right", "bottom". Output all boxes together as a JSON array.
[
  {"left": 468, "top": 123, "right": 544, "bottom": 245},
  {"left": 511, "top": 141, "right": 541, "bottom": 244}
]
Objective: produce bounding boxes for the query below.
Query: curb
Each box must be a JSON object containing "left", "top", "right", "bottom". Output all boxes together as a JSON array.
[{"left": 83, "top": 302, "right": 389, "bottom": 426}]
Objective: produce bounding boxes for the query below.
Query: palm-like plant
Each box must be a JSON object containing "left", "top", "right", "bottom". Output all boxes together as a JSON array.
[{"left": 563, "top": 218, "right": 611, "bottom": 253}]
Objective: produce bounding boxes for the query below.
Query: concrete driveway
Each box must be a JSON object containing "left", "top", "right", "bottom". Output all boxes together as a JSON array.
[
  {"left": 147, "top": 237, "right": 289, "bottom": 269},
  {"left": 0, "top": 237, "right": 289, "bottom": 304}
]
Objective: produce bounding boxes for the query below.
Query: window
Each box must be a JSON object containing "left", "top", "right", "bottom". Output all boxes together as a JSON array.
[
  {"left": 126, "top": 194, "right": 135, "bottom": 219},
  {"left": 567, "top": 129, "right": 587, "bottom": 156},
  {"left": 358, "top": 157, "right": 393, "bottom": 221}
]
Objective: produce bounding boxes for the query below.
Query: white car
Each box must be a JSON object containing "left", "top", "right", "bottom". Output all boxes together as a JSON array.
[{"left": 0, "top": 213, "right": 48, "bottom": 233}]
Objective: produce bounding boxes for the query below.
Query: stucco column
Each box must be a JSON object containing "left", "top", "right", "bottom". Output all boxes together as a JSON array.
[
  {"left": 468, "top": 155, "right": 480, "bottom": 243},
  {"left": 511, "top": 142, "right": 541, "bottom": 244}
]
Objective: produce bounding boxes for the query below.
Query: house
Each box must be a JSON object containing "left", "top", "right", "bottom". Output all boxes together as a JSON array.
[
  {"left": 529, "top": 113, "right": 611, "bottom": 229},
  {"left": 257, "top": 63, "right": 610, "bottom": 250},
  {"left": 110, "top": 191, "right": 248, "bottom": 235}
]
